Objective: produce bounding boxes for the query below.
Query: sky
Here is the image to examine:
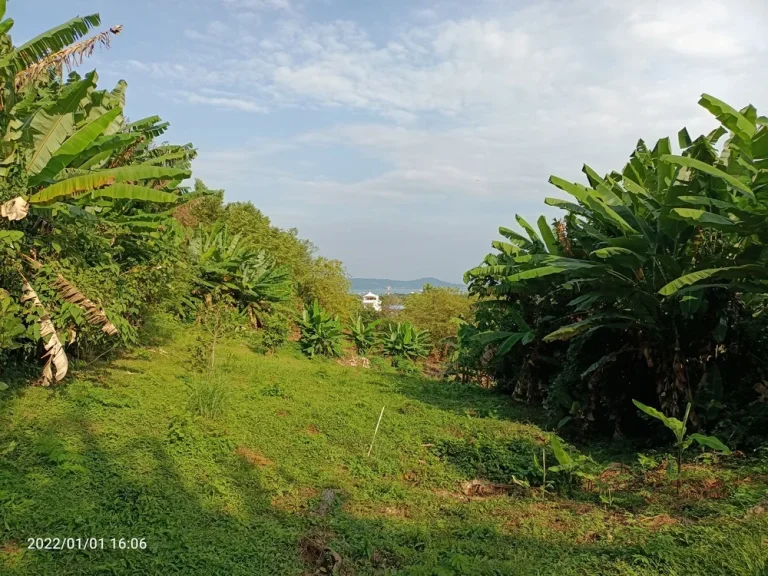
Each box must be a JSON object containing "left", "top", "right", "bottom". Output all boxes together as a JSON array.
[{"left": 7, "top": 0, "right": 768, "bottom": 283}]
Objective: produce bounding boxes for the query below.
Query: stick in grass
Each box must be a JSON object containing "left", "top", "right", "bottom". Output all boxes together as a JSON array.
[{"left": 367, "top": 406, "right": 385, "bottom": 457}]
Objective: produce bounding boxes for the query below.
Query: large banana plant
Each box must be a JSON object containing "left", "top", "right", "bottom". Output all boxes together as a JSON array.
[
  {"left": 467, "top": 94, "right": 768, "bottom": 421},
  {"left": 0, "top": 9, "right": 195, "bottom": 385},
  {"left": 0, "top": 73, "right": 191, "bottom": 221},
  {"left": 0, "top": 2, "right": 105, "bottom": 110},
  {"left": 187, "top": 221, "right": 291, "bottom": 314}
]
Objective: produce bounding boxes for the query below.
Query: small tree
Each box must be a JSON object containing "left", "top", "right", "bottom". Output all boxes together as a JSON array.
[{"left": 192, "top": 298, "right": 244, "bottom": 375}]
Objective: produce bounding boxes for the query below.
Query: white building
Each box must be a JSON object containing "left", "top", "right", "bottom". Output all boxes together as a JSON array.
[{"left": 361, "top": 292, "right": 381, "bottom": 312}]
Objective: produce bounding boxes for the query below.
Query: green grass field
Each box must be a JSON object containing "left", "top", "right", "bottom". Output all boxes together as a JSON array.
[{"left": 1, "top": 324, "right": 767, "bottom": 575}]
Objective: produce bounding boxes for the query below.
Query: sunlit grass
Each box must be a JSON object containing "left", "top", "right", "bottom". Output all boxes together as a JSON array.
[{"left": 0, "top": 326, "right": 766, "bottom": 575}]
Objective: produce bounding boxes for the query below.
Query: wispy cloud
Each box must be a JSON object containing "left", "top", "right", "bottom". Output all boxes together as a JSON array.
[
  {"left": 221, "top": 0, "right": 292, "bottom": 11},
  {"left": 115, "top": 0, "right": 768, "bottom": 278},
  {"left": 177, "top": 91, "right": 267, "bottom": 112}
]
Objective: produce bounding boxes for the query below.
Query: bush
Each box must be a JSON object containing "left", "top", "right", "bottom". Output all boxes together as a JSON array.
[
  {"left": 348, "top": 314, "right": 379, "bottom": 355},
  {"left": 433, "top": 436, "right": 547, "bottom": 485},
  {"left": 0, "top": 289, "right": 25, "bottom": 365},
  {"left": 391, "top": 357, "right": 421, "bottom": 376},
  {"left": 298, "top": 299, "right": 343, "bottom": 358},
  {"left": 400, "top": 285, "right": 472, "bottom": 356},
  {"left": 252, "top": 311, "right": 291, "bottom": 354},
  {"left": 382, "top": 322, "right": 431, "bottom": 360}
]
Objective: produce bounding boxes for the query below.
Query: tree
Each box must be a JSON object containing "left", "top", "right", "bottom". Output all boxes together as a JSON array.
[
  {"left": 465, "top": 94, "right": 768, "bottom": 435},
  {"left": 0, "top": 9, "right": 195, "bottom": 384},
  {"left": 399, "top": 285, "right": 472, "bottom": 357}
]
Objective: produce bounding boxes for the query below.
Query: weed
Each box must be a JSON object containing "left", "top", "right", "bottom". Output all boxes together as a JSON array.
[
  {"left": 185, "top": 375, "right": 228, "bottom": 419},
  {"left": 260, "top": 384, "right": 291, "bottom": 399},
  {"left": 548, "top": 436, "right": 600, "bottom": 494},
  {"left": 433, "top": 436, "right": 544, "bottom": 485}
]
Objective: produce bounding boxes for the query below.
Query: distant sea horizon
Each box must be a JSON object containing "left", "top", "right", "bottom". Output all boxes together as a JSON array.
[{"left": 350, "top": 277, "right": 466, "bottom": 295}]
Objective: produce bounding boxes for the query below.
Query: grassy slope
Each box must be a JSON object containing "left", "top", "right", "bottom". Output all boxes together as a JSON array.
[{"left": 0, "top": 326, "right": 767, "bottom": 575}]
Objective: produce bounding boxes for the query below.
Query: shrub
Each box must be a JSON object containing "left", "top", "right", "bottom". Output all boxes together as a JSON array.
[
  {"left": 399, "top": 285, "right": 472, "bottom": 356},
  {"left": 348, "top": 314, "right": 379, "bottom": 355},
  {"left": 0, "top": 290, "right": 25, "bottom": 362},
  {"left": 298, "top": 299, "right": 343, "bottom": 358},
  {"left": 252, "top": 311, "right": 291, "bottom": 354},
  {"left": 433, "top": 436, "right": 546, "bottom": 485},
  {"left": 382, "top": 322, "right": 431, "bottom": 360},
  {"left": 391, "top": 357, "right": 420, "bottom": 376}
]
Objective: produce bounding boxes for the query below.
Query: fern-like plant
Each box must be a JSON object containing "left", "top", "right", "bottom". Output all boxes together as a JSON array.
[
  {"left": 348, "top": 314, "right": 379, "bottom": 355},
  {"left": 298, "top": 299, "right": 342, "bottom": 358}
]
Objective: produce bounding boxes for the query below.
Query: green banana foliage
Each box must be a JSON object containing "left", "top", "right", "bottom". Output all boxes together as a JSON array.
[
  {"left": 187, "top": 222, "right": 291, "bottom": 315},
  {"left": 347, "top": 314, "right": 380, "bottom": 355},
  {"left": 0, "top": 10, "right": 199, "bottom": 384},
  {"left": 465, "top": 94, "right": 768, "bottom": 438},
  {"left": 298, "top": 299, "right": 343, "bottom": 358},
  {"left": 382, "top": 322, "right": 431, "bottom": 360}
]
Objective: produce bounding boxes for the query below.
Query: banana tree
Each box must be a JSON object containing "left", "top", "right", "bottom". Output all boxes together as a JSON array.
[
  {"left": 467, "top": 94, "right": 768, "bottom": 425},
  {"left": 0, "top": 9, "right": 195, "bottom": 385},
  {"left": 186, "top": 221, "right": 291, "bottom": 319}
]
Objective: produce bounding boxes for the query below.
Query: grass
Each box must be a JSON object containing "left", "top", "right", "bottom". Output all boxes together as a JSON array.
[{"left": 0, "top": 326, "right": 767, "bottom": 575}]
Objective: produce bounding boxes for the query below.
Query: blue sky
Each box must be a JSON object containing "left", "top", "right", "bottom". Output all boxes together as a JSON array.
[{"left": 8, "top": 0, "right": 768, "bottom": 282}]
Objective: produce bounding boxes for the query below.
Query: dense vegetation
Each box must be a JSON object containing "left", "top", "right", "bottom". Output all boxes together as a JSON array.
[
  {"left": 462, "top": 95, "right": 768, "bottom": 446},
  {"left": 0, "top": 8, "right": 353, "bottom": 386},
  {"left": 2, "top": 5, "right": 768, "bottom": 576}
]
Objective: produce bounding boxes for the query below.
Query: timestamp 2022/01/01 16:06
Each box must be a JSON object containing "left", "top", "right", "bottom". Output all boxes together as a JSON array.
[{"left": 26, "top": 537, "right": 148, "bottom": 551}]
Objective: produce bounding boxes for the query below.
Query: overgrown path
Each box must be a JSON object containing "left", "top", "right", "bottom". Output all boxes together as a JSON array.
[{"left": 1, "top": 329, "right": 766, "bottom": 575}]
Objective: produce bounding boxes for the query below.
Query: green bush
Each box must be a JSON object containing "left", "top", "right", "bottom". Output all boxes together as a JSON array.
[
  {"left": 391, "top": 357, "right": 421, "bottom": 376},
  {"left": 382, "top": 322, "right": 431, "bottom": 360},
  {"left": 298, "top": 299, "right": 343, "bottom": 358},
  {"left": 347, "top": 314, "right": 379, "bottom": 355},
  {"left": 0, "top": 290, "right": 25, "bottom": 358},
  {"left": 252, "top": 311, "right": 291, "bottom": 354},
  {"left": 433, "top": 436, "right": 546, "bottom": 485}
]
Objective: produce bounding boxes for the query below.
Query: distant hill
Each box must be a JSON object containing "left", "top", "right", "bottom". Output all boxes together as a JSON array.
[{"left": 350, "top": 277, "right": 465, "bottom": 294}]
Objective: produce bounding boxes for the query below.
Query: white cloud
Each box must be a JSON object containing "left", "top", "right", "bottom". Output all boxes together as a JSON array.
[
  {"left": 627, "top": 1, "right": 747, "bottom": 59},
  {"left": 207, "top": 20, "right": 230, "bottom": 36},
  {"left": 122, "top": 0, "right": 768, "bottom": 277},
  {"left": 221, "top": 0, "right": 292, "bottom": 11},
  {"left": 177, "top": 91, "right": 267, "bottom": 112}
]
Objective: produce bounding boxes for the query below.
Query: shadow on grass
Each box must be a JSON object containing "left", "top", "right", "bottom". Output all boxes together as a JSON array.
[
  {"left": 379, "top": 369, "right": 650, "bottom": 464},
  {"left": 0, "top": 408, "right": 303, "bottom": 575},
  {"left": 377, "top": 370, "right": 548, "bottom": 426},
  {"left": 1, "top": 368, "right": 766, "bottom": 575},
  {"left": 0, "top": 405, "right": 667, "bottom": 576}
]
